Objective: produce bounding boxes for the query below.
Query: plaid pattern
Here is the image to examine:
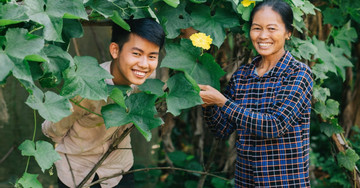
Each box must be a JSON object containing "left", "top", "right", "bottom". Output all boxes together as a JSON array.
[{"left": 204, "top": 51, "right": 313, "bottom": 188}]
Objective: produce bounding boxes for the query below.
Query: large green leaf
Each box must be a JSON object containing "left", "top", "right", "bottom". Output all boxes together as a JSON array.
[
  {"left": 313, "top": 85, "right": 330, "bottom": 103},
  {"left": 25, "top": 0, "right": 63, "bottom": 42},
  {"left": 25, "top": 0, "right": 87, "bottom": 42},
  {"left": 16, "top": 172, "right": 42, "bottom": 188},
  {"left": 320, "top": 122, "right": 344, "bottom": 137},
  {"left": 18, "top": 140, "right": 61, "bottom": 172},
  {"left": 0, "top": 2, "right": 29, "bottom": 26},
  {"left": 86, "top": 0, "right": 135, "bottom": 19},
  {"left": 155, "top": 1, "right": 192, "bottom": 39},
  {"left": 61, "top": 56, "right": 113, "bottom": 101},
  {"left": 138, "top": 79, "right": 165, "bottom": 97},
  {"left": 46, "top": 0, "right": 88, "bottom": 19},
  {"left": 25, "top": 91, "right": 72, "bottom": 122},
  {"left": 191, "top": 5, "right": 240, "bottom": 47},
  {"left": 166, "top": 72, "right": 203, "bottom": 116},
  {"left": 331, "top": 26, "right": 358, "bottom": 57},
  {"left": 329, "top": 45, "right": 354, "bottom": 81},
  {"left": 5, "top": 28, "right": 44, "bottom": 60},
  {"left": 102, "top": 92, "right": 163, "bottom": 141},
  {"left": 314, "top": 99, "right": 340, "bottom": 119},
  {"left": 323, "top": 8, "right": 346, "bottom": 27},
  {"left": 312, "top": 37, "right": 337, "bottom": 75},
  {"left": 0, "top": 51, "right": 14, "bottom": 83},
  {"left": 290, "top": 37, "right": 317, "bottom": 60},
  {"left": 161, "top": 39, "right": 225, "bottom": 90},
  {"left": 163, "top": 0, "right": 180, "bottom": 8},
  {"left": 41, "top": 44, "right": 74, "bottom": 87},
  {"left": 337, "top": 148, "right": 360, "bottom": 171}
]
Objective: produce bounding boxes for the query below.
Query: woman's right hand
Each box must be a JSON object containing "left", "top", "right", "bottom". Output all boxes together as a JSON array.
[{"left": 198, "top": 85, "right": 227, "bottom": 107}]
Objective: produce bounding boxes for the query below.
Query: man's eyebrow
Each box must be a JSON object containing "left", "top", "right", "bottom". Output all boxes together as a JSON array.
[{"left": 131, "top": 47, "right": 159, "bottom": 55}]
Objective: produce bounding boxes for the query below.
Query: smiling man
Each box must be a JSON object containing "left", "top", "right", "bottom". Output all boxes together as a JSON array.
[{"left": 42, "top": 18, "right": 165, "bottom": 188}]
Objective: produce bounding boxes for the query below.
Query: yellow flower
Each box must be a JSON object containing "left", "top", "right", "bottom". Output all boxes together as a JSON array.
[
  {"left": 189, "top": 32, "right": 213, "bottom": 50},
  {"left": 241, "top": 0, "right": 255, "bottom": 7}
]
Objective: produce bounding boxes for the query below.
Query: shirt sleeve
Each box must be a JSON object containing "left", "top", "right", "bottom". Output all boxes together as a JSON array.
[
  {"left": 221, "top": 66, "right": 313, "bottom": 138},
  {"left": 41, "top": 96, "right": 88, "bottom": 143},
  {"left": 203, "top": 74, "right": 237, "bottom": 139}
]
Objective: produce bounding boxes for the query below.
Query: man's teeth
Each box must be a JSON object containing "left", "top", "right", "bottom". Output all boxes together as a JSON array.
[
  {"left": 259, "top": 43, "right": 272, "bottom": 47},
  {"left": 134, "top": 70, "right": 146, "bottom": 76}
]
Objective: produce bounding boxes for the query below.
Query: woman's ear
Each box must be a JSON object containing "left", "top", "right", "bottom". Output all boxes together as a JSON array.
[{"left": 109, "top": 42, "right": 119, "bottom": 59}]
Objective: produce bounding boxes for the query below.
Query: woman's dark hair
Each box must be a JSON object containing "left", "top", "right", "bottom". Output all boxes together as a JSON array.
[
  {"left": 111, "top": 18, "right": 165, "bottom": 51},
  {"left": 249, "top": 0, "right": 294, "bottom": 32}
]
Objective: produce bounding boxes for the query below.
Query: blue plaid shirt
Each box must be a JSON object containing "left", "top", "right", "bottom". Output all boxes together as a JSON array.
[{"left": 204, "top": 51, "right": 313, "bottom": 187}]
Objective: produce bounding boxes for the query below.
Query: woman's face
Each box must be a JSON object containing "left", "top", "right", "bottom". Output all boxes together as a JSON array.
[{"left": 250, "top": 6, "right": 291, "bottom": 60}]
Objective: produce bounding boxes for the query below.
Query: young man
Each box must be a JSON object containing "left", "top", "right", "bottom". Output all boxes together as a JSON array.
[{"left": 42, "top": 18, "right": 165, "bottom": 188}]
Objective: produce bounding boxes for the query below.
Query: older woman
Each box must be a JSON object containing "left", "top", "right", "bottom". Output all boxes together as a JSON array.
[{"left": 199, "top": 0, "right": 313, "bottom": 187}]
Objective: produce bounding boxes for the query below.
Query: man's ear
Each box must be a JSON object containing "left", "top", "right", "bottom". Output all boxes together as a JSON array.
[{"left": 109, "top": 42, "right": 119, "bottom": 59}]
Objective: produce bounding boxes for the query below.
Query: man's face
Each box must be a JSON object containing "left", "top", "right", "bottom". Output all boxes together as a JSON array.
[{"left": 110, "top": 33, "right": 160, "bottom": 85}]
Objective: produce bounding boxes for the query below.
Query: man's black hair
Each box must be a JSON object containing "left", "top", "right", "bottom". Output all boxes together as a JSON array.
[{"left": 111, "top": 18, "right": 165, "bottom": 51}]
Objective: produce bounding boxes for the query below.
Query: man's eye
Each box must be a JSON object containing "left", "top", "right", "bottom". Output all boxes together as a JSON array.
[
  {"left": 133, "top": 52, "right": 140, "bottom": 56},
  {"left": 149, "top": 56, "right": 157, "bottom": 60}
]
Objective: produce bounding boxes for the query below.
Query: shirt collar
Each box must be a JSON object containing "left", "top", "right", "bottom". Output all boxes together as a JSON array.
[{"left": 247, "top": 51, "right": 293, "bottom": 78}]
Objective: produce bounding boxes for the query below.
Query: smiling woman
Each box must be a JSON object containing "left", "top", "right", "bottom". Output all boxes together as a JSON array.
[{"left": 198, "top": 0, "right": 313, "bottom": 187}]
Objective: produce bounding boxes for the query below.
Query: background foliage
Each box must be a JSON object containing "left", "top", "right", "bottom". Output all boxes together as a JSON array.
[{"left": 0, "top": 0, "right": 360, "bottom": 187}]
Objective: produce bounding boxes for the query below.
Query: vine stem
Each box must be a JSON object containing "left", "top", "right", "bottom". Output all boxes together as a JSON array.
[
  {"left": 85, "top": 166, "right": 229, "bottom": 188},
  {"left": 25, "top": 110, "right": 37, "bottom": 173},
  {"left": 76, "top": 125, "right": 135, "bottom": 188},
  {"left": 70, "top": 99, "right": 103, "bottom": 117}
]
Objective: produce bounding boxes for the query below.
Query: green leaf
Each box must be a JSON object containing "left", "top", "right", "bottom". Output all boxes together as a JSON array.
[
  {"left": 16, "top": 172, "right": 42, "bottom": 188},
  {"left": 111, "top": 11, "right": 131, "bottom": 31},
  {"left": 313, "top": 85, "right": 330, "bottom": 103},
  {"left": 18, "top": 140, "right": 61, "bottom": 172},
  {"left": 314, "top": 99, "right": 340, "bottom": 119},
  {"left": 168, "top": 150, "right": 187, "bottom": 167},
  {"left": 166, "top": 72, "right": 203, "bottom": 116},
  {"left": 163, "top": 0, "right": 180, "bottom": 8},
  {"left": 311, "top": 63, "right": 328, "bottom": 80},
  {"left": 329, "top": 45, "right": 353, "bottom": 81},
  {"left": 25, "top": 91, "right": 72, "bottom": 122},
  {"left": 337, "top": 148, "right": 360, "bottom": 171},
  {"left": 102, "top": 92, "right": 163, "bottom": 141},
  {"left": 109, "top": 88, "right": 127, "bottom": 109},
  {"left": 41, "top": 44, "right": 74, "bottom": 87},
  {"left": 290, "top": 37, "right": 317, "bottom": 60},
  {"left": 138, "top": 79, "right": 165, "bottom": 96},
  {"left": 191, "top": 5, "right": 240, "bottom": 47},
  {"left": 161, "top": 39, "right": 225, "bottom": 90},
  {"left": 211, "top": 177, "right": 229, "bottom": 188},
  {"left": 46, "top": 0, "right": 88, "bottom": 19},
  {"left": 62, "top": 19, "right": 84, "bottom": 39},
  {"left": 312, "top": 37, "right": 337, "bottom": 75},
  {"left": 185, "top": 181, "right": 198, "bottom": 188},
  {"left": 320, "top": 122, "right": 344, "bottom": 137},
  {"left": 236, "top": 3, "right": 253, "bottom": 21},
  {"left": 25, "top": 0, "right": 63, "bottom": 42},
  {"left": 155, "top": 1, "right": 192, "bottom": 39},
  {"left": 0, "top": 51, "right": 14, "bottom": 83},
  {"left": 5, "top": 28, "right": 44, "bottom": 60},
  {"left": 86, "top": 0, "right": 134, "bottom": 19},
  {"left": 61, "top": 56, "right": 113, "bottom": 101},
  {"left": 189, "top": 0, "right": 206, "bottom": 3},
  {"left": 331, "top": 26, "right": 358, "bottom": 57},
  {"left": 0, "top": 2, "right": 29, "bottom": 26},
  {"left": 323, "top": 8, "right": 346, "bottom": 27}
]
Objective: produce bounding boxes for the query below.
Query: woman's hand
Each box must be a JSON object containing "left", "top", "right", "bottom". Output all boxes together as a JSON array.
[{"left": 199, "top": 84, "right": 227, "bottom": 107}]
